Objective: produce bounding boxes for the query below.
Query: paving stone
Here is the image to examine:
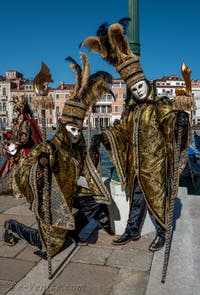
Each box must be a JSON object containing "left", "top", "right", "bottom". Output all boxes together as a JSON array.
[
  {"left": 4, "top": 203, "right": 33, "bottom": 216},
  {"left": 111, "top": 268, "right": 149, "bottom": 295},
  {"left": 44, "top": 262, "right": 119, "bottom": 295},
  {"left": 0, "top": 257, "right": 35, "bottom": 282},
  {"left": 88, "top": 230, "right": 123, "bottom": 249},
  {"left": 0, "top": 196, "right": 26, "bottom": 214},
  {"left": 71, "top": 245, "right": 113, "bottom": 265},
  {"left": 7, "top": 243, "right": 79, "bottom": 295},
  {"left": 16, "top": 245, "right": 41, "bottom": 262},
  {"left": 122, "top": 232, "right": 155, "bottom": 252},
  {"left": 0, "top": 241, "right": 27, "bottom": 257},
  {"left": 106, "top": 248, "right": 153, "bottom": 272},
  {"left": 0, "top": 279, "right": 15, "bottom": 295}
]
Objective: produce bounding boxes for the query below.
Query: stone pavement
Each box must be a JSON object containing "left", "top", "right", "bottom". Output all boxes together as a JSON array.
[{"left": 0, "top": 195, "right": 154, "bottom": 295}]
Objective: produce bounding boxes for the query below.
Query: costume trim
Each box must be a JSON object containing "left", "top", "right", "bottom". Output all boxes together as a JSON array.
[{"left": 85, "top": 153, "right": 111, "bottom": 204}]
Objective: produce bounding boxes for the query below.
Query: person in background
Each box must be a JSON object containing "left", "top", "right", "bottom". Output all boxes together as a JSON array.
[{"left": 0, "top": 95, "right": 42, "bottom": 197}]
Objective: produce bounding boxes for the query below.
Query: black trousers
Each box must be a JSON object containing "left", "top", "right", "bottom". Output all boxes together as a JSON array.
[
  {"left": 6, "top": 196, "right": 110, "bottom": 248},
  {"left": 6, "top": 219, "right": 42, "bottom": 249},
  {"left": 125, "top": 180, "right": 165, "bottom": 239},
  {"left": 72, "top": 196, "right": 110, "bottom": 234}
]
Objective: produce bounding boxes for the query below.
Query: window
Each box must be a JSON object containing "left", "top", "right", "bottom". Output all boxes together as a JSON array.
[
  {"left": 114, "top": 106, "right": 119, "bottom": 112},
  {"left": 3, "top": 103, "right": 6, "bottom": 111},
  {"left": 123, "top": 93, "right": 126, "bottom": 99},
  {"left": 2, "top": 88, "right": 6, "bottom": 96},
  {"left": 56, "top": 94, "right": 59, "bottom": 99},
  {"left": 114, "top": 93, "right": 118, "bottom": 99},
  {"left": 121, "top": 83, "right": 126, "bottom": 88}
]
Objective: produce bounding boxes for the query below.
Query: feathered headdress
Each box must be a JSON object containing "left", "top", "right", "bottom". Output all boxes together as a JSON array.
[
  {"left": 60, "top": 52, "right": 114, "bottom": 126},
  {"left": 32, "top": 62, "right": 54, "bottom": 110},
  {"left": 80, "top": 17, "right": 146, "bottom": 89}
]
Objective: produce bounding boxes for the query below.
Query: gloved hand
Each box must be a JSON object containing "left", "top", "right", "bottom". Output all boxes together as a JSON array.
[
  {"left": 90, "top": 134, "right": 102, "bottom": 148},
  {"left": 38, "top": 152, "right": 49, "bottom": 168},
  {"left": 89, "top": 134, "right": 102, "bottom": 167},
  {"left": 176, "top": 111, "right": 189, "bottom": 126}
]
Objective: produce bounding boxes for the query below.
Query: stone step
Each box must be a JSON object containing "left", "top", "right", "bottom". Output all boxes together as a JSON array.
[{"left": 146, "top": 187, "right": 200, "bottom": 295}]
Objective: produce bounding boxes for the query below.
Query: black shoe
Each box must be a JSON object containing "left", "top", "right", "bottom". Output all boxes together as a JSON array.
[
  {"left": 3, "top": 220, "right": 18, "bottom": 246},
  {"left": 68, "top": 232, "right": 88, "bottom": 246},
  {"left": 112, "top": 231, "right": 141, "bottom": 245},
  {"left": 34, "top": 250, "right": 47, "bottom": 260},
  {"left": 149, "top": 235, "right": 165, "bottom": 252}
]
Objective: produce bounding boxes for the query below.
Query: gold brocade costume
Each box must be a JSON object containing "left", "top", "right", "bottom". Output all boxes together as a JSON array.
[
  {"left": 102, "top": 92, "right": 188, "bottom": 230},
  {"left": 15, "top": 121, "right": 111, "bottom": 257}
]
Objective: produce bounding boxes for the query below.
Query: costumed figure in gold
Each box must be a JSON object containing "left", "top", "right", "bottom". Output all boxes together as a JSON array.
[
  {"left": 0, "top": 95, "right": 42, "bottom": 197},
  {"left": 3, "top": 53, "right": 114, "bottom": 259},
  {"left": 81, "top": 18, "right": 190, "bottom": 251}
]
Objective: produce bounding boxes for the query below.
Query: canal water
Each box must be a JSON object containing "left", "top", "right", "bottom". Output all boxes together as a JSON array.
[{"left": 0, "top": 128, "right": 113, "bottom": 178}]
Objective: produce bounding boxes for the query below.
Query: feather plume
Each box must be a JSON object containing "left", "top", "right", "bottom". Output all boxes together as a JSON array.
[
  {"left": 118, "top": 17, "right": 131, "bottom": 33},
  {"left": 108, "top": 23, "right": 132, "bottom": 63},
  {"left": 65, "top": 56, "right": 82, "bottom": 98},
  {"left": 78, "top": 52, "right": 90, "bottom": 97},
  {"left": 80, "top": 37, "right": 108, "bottom": 59},
  {"left": 82, "top": 71, "right": 115, "bottom": 106}
]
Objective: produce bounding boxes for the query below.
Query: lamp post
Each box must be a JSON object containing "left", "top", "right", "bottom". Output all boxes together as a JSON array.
[
  {"left": 126, "top": 0, "right": 140, "bottom": 104},
  {"left": 128, "top": 0, "right": 140, "bottom": 56}
]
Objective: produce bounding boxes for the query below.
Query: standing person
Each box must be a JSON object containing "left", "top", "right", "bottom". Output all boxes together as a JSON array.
[
  {"left": 0, "top": 95, "right": 42, "bottom": 197},
  {"left": 81, "top": 18, "right": 190, "bottom": 251},
  {"left": 3, "top": 53, "right": 114, "bottom": 258}
]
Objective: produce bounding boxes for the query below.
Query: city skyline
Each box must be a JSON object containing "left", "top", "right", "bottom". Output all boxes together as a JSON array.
[{"left": 1, "top": 0, "right": 200, "bottom": 87}]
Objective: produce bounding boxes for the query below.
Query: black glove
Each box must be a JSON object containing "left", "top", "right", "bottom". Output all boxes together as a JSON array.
[
  {"left": 89, "top": 134, "right": 102, "bottom": 167},
  {"left": 176, "top": 111, "right": 189, "bottom": 126},
  {"left": 38, "top": 152, "right": 49, "bottom": 168},
  {"left": 90, "top": 134, "right": 102, "bottom": 148}
]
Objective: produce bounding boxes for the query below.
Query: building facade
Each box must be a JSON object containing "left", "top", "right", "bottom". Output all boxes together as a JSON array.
[{"left": 1, "top": 69, "right": 200, "bottom": 131}]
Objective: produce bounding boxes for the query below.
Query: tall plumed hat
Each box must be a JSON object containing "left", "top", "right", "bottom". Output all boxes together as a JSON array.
[
  {"left": 80, "top": 18, "right": 146, "bottom": 89},
  {"left": 61, "top": 52, "right": 114, "bottom": 126}
]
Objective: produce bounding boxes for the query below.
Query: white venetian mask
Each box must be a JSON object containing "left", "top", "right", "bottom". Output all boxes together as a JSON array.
[
  {"left": 7, "top": 143, "right": 17, "bottom": 155},
  {"left": 66, "top": 124, "right": 82, "bottom": 143},
  {"left": 130, "top": 80, "right": 149, "bottom": 101}
]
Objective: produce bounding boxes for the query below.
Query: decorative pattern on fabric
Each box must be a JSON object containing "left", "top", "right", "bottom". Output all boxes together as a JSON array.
[
  {"left": 132, "top": 106, "right": 141, "bottom": 176},
  {"left": 51, "top": 173, "right": 75, "bottom": 230},
  {"left": 29, "top": 163, "right": 75, "bottom": 230},
  {"left": 29, "top": 163, "right": 40, "bottom": 220},
  {"left": 84, "top": 153, "right": 111, "bottom": 204}
]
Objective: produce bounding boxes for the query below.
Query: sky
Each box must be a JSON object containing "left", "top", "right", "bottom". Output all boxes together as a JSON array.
[{"left": 0, "top": 0, "right": 200, "bottom": 87}]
